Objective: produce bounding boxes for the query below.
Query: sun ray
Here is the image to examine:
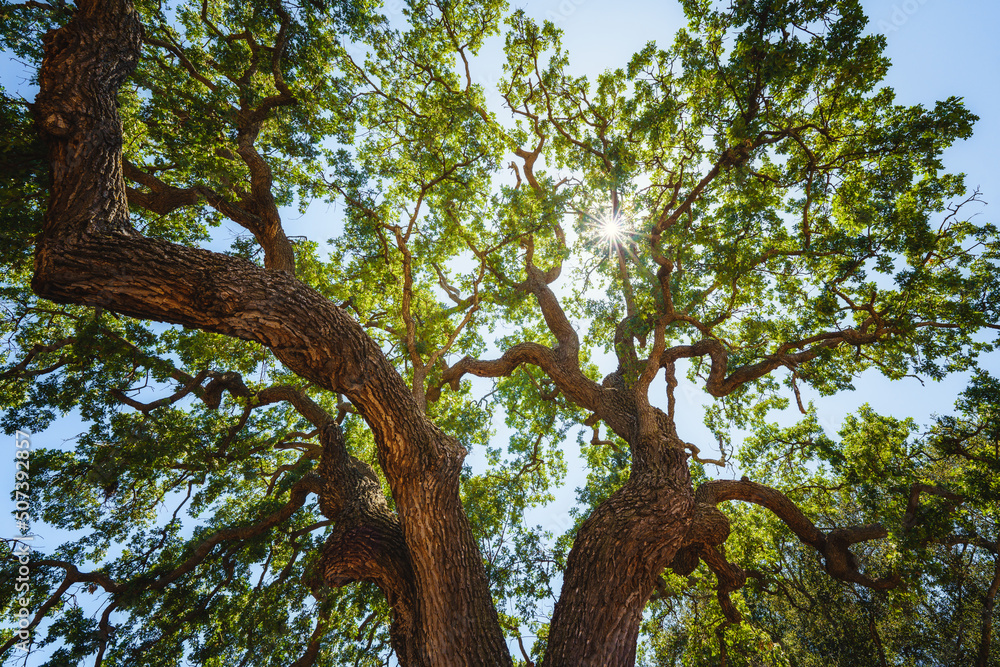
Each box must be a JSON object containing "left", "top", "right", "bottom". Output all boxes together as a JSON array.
[
  {"left": 586, "top": 209, "right": 631, "bottom": 260},
  {"left": 598, "top": 213, "right": 623, "bottom": 245}
]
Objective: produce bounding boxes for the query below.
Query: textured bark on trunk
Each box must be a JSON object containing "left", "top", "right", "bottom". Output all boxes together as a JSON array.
[
  {"left": 33, "top": 235, "right": 511, "bottom": 665},
  {"left": 24, "top": 0, "right": 955, "bottom": 665},
  {"left": 32, "top": 2, "right": 511, "bottom": 665},
  {"left": 542, "top": 448, "right": 693, "bottom": 667}
]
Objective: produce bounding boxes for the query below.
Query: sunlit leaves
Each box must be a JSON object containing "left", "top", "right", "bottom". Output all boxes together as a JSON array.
[
  {"left": 1, "top": 0, "right": 998, "bottom": 663},
  {"left": 646, "top": 378, "right": 1000, "bottom": 665}
]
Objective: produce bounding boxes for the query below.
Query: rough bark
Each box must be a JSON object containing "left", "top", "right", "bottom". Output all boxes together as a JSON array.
[
  {"left": 441, "top": 268, "right": 702, "bottom": 665},
  {"left": 27, "top": 1, "right": 942, "bottom": 665},
  {"left": 32, "top": 1, "right": 510, "bottom": 664},
  {"left": 313, "top": 422, "right": 422, "bottom": 665},
  {"left": 542, "top": 447, "right": 693, "bottom": 667}
]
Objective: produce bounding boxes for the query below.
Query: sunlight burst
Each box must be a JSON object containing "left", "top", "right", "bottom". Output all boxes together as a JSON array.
[
  {"left": 598, "top": 214, "right": 624, "bottom": 244},
  {"left": 589, "top": 210, "right": 630, "bottom": 259}
]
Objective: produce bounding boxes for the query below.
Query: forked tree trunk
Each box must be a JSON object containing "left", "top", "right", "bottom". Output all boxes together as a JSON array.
[{"left": 31, "top": 2, "right": 700, "bottom": 666}]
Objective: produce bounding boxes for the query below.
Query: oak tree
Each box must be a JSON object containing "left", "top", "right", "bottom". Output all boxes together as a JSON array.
[{"left": 1, "top": 0, "right": 997, "bottom": 665}]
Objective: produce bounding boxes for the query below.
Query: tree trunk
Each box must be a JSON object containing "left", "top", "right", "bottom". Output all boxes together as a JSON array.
[
  {"left": 32, "top": 2, "right": 511, "bottom": 664},
  {"left": 976, "top": 557, "right": 999, "bottom": 667},
  {"left": 542, "top": 448, "right": 693, "bottom": 666}
]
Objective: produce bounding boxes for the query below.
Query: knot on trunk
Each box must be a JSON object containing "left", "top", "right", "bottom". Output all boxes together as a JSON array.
[
  {"left": 684, "top": 502, "right": 731, "bottom": 547},
  {"left": 670, "top": 546, "right": 701, "bottom": 576},
  {"left": 669, "top": 502, "right": 730, "bottom": 576},
  {"left": 40, "top": 111, "right": 74, "bottom": 136},
  {"left": 323, "top": 524, "right": 389, "bottom": 586}
]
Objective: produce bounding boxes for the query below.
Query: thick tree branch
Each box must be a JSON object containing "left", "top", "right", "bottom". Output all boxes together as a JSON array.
[
  {"left": 31, "top": 4, "right": 510, "bottom": 662},
  {"left": 519, "top": 236, "right": 573, "bottom": 349},
  {"left": 700, "top": 545, "right": 747, "bottom": 624},
  {"left": 435, "top": 342, "right": 553, "bottom": 394},
  {"left": 122, "top": 159, "right": 201, "bottom": 215},
  {"left": 33, "top": 236, "right": 458, "bottom": 472},
  {"left": 34, "top": 0, "right": 141, "bottom": 240},
  {"left": 695, "top": 479, "right": 899, "bottom": 590},
  {"left": 232, "top": 107, "right": 296, "bottom": 273},
  {"left": 433, "top": 242, "right": 610, "bottom": 422}
]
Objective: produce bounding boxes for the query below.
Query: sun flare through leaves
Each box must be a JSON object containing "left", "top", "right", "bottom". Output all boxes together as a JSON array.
[{"left": 586, "top": 209, "right": 636, "bottom": 260}]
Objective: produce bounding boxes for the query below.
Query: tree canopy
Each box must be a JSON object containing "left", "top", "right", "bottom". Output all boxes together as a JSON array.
[{"left": 1, "top": 0, "right": 997, "bottom": 665}]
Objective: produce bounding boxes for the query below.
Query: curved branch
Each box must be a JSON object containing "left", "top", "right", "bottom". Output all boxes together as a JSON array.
[
  {"left": 695, "top": 479, "right": 824, "bottom": 549},
  {"left": 147, "top": 473, "right": 323, "bottom": 590},
  {"left": 433, "top": 338, "right": 604, "bottom": 418},
  {"left": 232, "top": 109, "right": 296, "bottom": 273},
  {"left": 255, "top": 384, "right": 333, "bottom": 429},
  {"left": 683, "top": 441, "right": 726, "bottom": 467},
  {"left": 433, "top": 342, "right": 553, "bottom": 394},
  {"left": 901, "top": 483, "right": 964, "bottom": 531},
  {"left": 1, "top": 336, "right": 75, "bottom": 378},
  {"left": 123, "top": 159, "right": 201, "bottom": 215},
  {"left": 143, "top": 13, "right": 298, "bottom": 274},
  {"left": 520, "top": 239, "right": 575, "bottom": 354},
  {"left": 0, "top": 556, "right": 121, "bottom": 655},
  {"left": 110, "top": 368, "right": 209, "bottom": 413},
  {"left": 31, "top": 560, "right": 122, "bottom": 594},
  {"left": 936, "top": 534, "right": 998, "bottom": 556},
  {"left": 288, "top": 605, "right": 333, "bottom": 667},
  {"left": 661, "top": 329, "right": 880, "bottom": 397},
  {"left": 431, "top": 242, "right": 608, "bottom": 415},
  {"left": 695, "top": 479, "right": 899, "bottom": 590},
  {"left": 700, "top": 545, "right": 747, "bottom": 624}
]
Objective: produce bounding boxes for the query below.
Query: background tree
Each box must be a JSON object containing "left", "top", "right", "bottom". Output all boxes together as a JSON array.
[
  {"left": 0, "top": 0, "right": 997, "bottom": 665},
  {"left": 641, "top": 376, "right": 999, "bottom": 666}
]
